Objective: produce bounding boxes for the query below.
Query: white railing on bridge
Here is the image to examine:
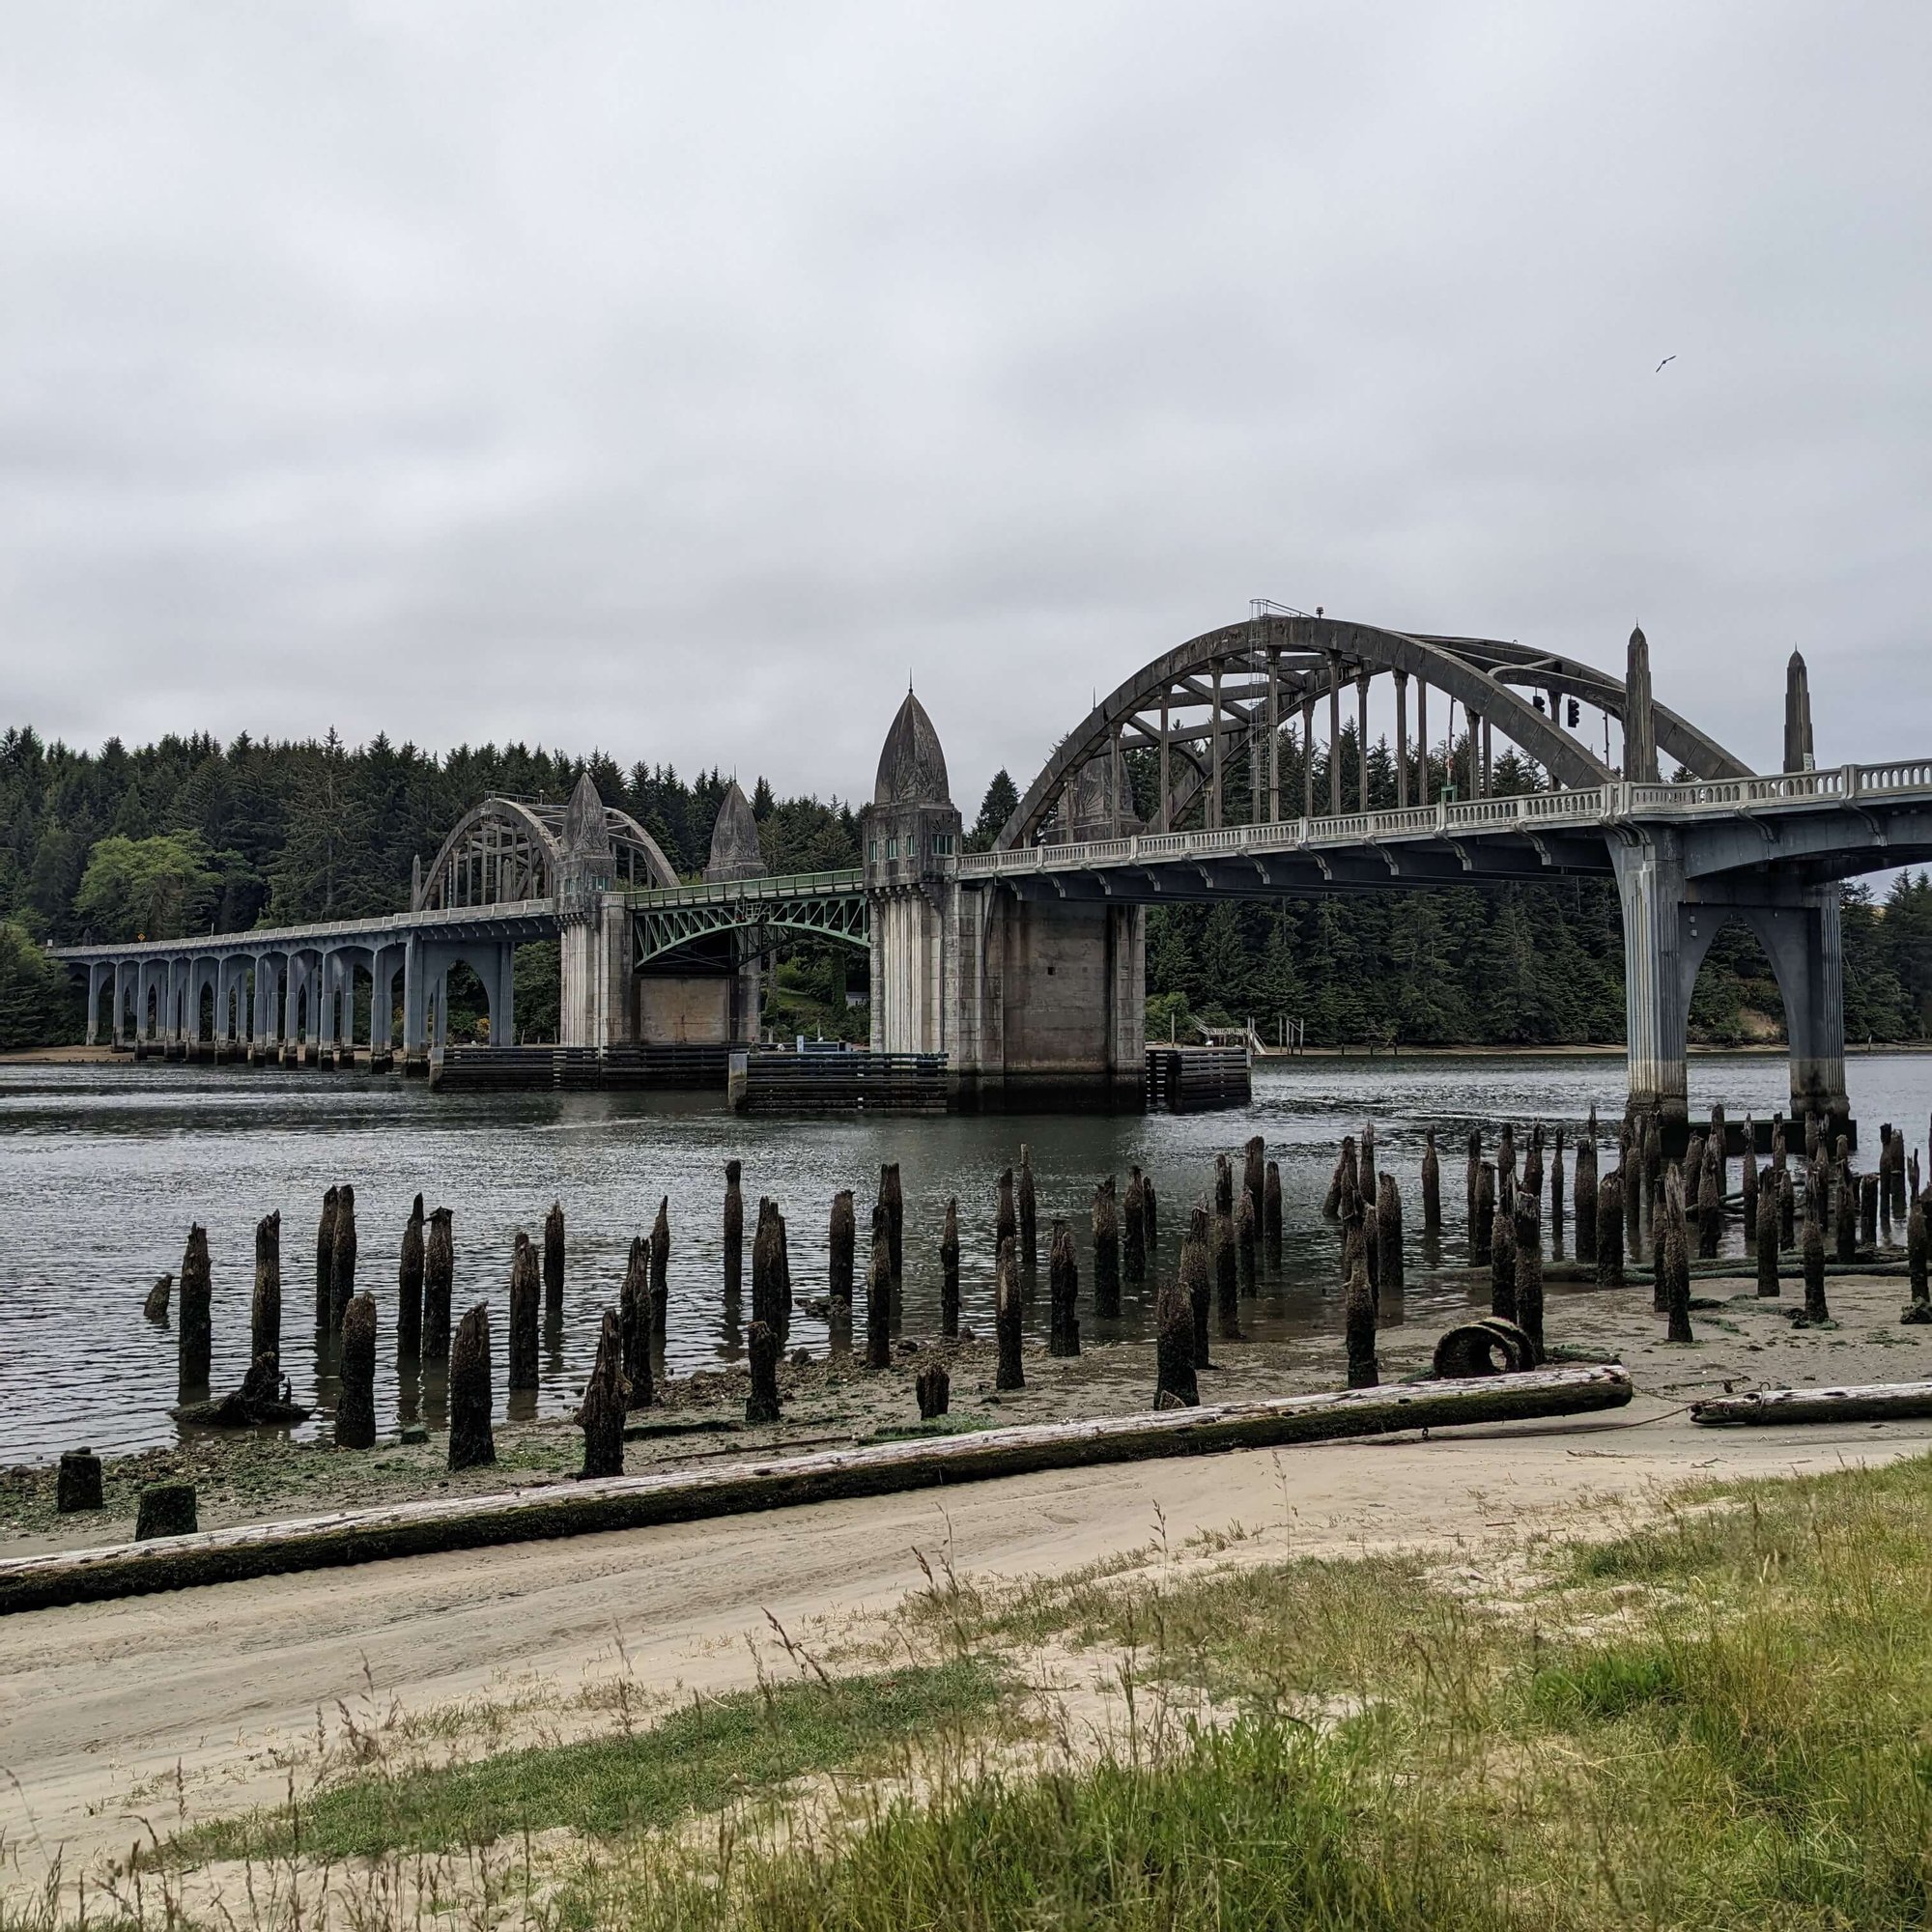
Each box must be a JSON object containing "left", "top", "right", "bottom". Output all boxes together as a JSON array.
[
  {"left": 621, "top": 867, "right": 865, "bottom": 909},
  {"left": 953, "top": 761, "right": 1932, "bottom": 881},
  {"left": 54, "top": 897, "right": 559, "bottom": 964}
]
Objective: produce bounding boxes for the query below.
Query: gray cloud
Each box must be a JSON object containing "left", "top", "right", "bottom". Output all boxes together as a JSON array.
[{"left": 2, "top": 0, "right": 1927, "bottom": 814}]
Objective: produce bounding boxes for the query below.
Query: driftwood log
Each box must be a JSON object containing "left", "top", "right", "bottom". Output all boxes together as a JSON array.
[
  {"left": 0, "top": 1368, "right": 1635, "bottom": 1614},
  {"left": 1693, "top": 1380, "right": 1932, "bottom": 1427},
  {"left": 1432, "top": 1318, "right": 1535, "bottom": 1378}
]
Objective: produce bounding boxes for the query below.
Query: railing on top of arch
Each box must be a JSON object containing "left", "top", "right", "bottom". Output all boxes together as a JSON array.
[{"left": 954, "top": 762, "right": 1932, "bottom": 878}]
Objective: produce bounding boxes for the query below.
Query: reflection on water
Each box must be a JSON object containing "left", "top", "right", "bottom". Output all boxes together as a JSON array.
[{"left": 1, "top": 1053, "right": 1923, "bottom": 1464}]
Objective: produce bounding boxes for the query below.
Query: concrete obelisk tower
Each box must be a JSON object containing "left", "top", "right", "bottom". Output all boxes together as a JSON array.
[{"left": 1623, "top": 626, "right": 1659, "bottom": 782}]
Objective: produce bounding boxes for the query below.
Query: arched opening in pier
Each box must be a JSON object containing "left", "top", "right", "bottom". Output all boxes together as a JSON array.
[
  {"left": 441, "top": 961, "right": 492, "bottom": 1045},
  {"left": 1687, "top": 916, "right": 1785, "bottom": 1049},
  {"left": 512, "top": 940, "right": 559, "bottom": 1044},
  {"left": 197, "top": 980, "right": 215, "bottom": 1044}
]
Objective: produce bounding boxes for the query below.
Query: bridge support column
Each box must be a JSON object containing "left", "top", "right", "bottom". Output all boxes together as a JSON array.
[
  {"left": 559, "top": 899, "right": 629, "bottom": 1050},
  {"left": 402, "top": 938, "right": 430, "bottom": 1075},
  {"left": 112, "top": 961, "right": 133, "bottom": 1049},
  {"left": 84, "top": 963, "right": 107, "bottom": 1045},
  {"left": 1611, "top": 834, "right": 1697, "bottom": 1145},
  {"left": 1742, "top": 892, "right": 1850, "bottom": 1136},
  {"left": 368, "top": 946, "right": 397, "bottom": 1071}
]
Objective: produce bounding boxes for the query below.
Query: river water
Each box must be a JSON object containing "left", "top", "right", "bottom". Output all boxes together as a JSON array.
[{"left": 2, "top": 1054, "right": 1925, "bottom": 1466}]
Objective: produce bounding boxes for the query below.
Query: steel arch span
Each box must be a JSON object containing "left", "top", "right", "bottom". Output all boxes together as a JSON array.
[{"left": 995, "top": 612, "right": 1750, "bottom": 851}]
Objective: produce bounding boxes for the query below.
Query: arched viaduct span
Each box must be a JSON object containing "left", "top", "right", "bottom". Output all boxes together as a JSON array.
[
  {"left": 55, "top": 611, "right": 1932, "bottom": 1130},
  {"left": 861, "top": 613, "right": 1932, "bottom": 1134}
]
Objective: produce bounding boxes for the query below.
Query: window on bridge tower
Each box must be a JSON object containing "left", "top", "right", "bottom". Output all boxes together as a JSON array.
[{"left": 930, "top": 833, "right": 955, "bottom": 856}]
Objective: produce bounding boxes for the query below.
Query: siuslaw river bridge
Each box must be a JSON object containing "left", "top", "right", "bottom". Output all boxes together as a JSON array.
[{"left": 56, "top": 613, "right": 1932, "bottom": 1138}]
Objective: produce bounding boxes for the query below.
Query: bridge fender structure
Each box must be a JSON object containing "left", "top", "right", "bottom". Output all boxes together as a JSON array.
[{"left": 1613, "top": 835, "right": 1850, "bottom": 1144}]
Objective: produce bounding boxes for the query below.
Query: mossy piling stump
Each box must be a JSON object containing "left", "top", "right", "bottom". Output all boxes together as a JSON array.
[
  {"left": 336, "top": 1293, "right": 378, "bottom": 1449},
  {"left": 448, "top": 1305, "right": 496, "bottom": 1471}
]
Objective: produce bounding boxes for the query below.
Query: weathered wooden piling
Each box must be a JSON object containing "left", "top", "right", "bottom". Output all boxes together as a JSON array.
[
  {"left": 826, "top": 1188, "right": 856, "bottom": 1309},
  {"left": 882, "top": 1162, "right": 904, "bottom": 1288},
  {"left": 1048, "top": 1218, "right": 1080, "bottom": 1356},
  {"left": 328, "top": 1184, "right": 358, "bottom": 1335},
  {"left": 1805, "top": 1111, "right": 1821, "bottom": 1164},
  {"left": 1740, "top": 1131, "right": 1759, "bottom": 1234},
  {"left": 621, "top": 1234, "right": 653, "bottom": 1409},
  {"left": 1421, "top": 1128, "right": 1441, "bottom": 1234},
  {"left": 1651, "top": 1166, "right": 1674, "bottom": 1314},
  {"left": 136, "top": 1483, "right": 197, "bottom": 1540},
  {"left": 1243, "top": 1135, "right": 1265, "bottom": 1228},
  {"left": 1803, "top": 1213, "right": 1830, "bottom": 1323},
  {"left": 1496, "top": 1122, "right": 1516, "bottom": 1208},
  {"left": 253, "top": 1209, "right": 283, "bottom": 1365},
  {"left": 1018, "top": 1146, "right": 1037, "bottom": 1272},
  {"left": 1154, "top": 1269, "right": 1198, "bottom": 1408},
  {"left": 448, "top": 1305, "right": 496, "bottom": 1471},
  {"left": 649, "top": 1196, "right": 670, "bottom": 1341},
  {"left": 940, "top": 1196, "right": 960, "bottom": 1337},
  {"left": 867, "top": 1208, "right": 893, "bottom": 1370},
  {"left": 179, "top": 1224, "right": 212, "bottom": 1399},
  {"left": 1575, "top": 1128, "right": 1600, "bottom": 1264},
  {"left": 917, "top": 1359, "right": 950, "bottom": 1420},
  {"left": 1860, "top": 1172, "right": 1879, "bottom": 1253},
  {"left": 1236, "top": 1187, "right": 1258, "bottom": 1292},
  {"left": 1123, "top": 1168, "right": 1149, "bottom": 1282},
  {"left": 1750, "top": 1168, "right": 1779, "bottom": 1297},
  {"left": 724, "top": 1161, "right": 745, "bottom": 1302},
  {"left": 1181, "top": 1206, "right": 1212, "bottom": 1370},
  {"left": 1596, "top": 1171, "right": 1625, "bottom": 1288},
  {"left": 1344, "top": 1257, "right": 1378, "bottom": 1389},
  {"left": 995, "top": 1236, "right": 1024, "bottom": 1391},
  {"left": 1908, "top": 1195, "right": 1929, "bottom": 1315},
  {"left": 56, "top": 1449, "right": 103, "bottom": 1515},
  {"left": 1697, "top": 1151, "right": 1721, "bottom": 1260},
  {"left": 1523, "top": 1124, "right": 1545, "bottom": 1208},
  {"left": 1378, "top": 1172, "right": 1405, "bottom": 1298},
  {"left": 1513, "top": 1200, "right": 1544, "bottom": 1361},
  {"left": 1216, "top": 1196, "right": 1241, "bottom": 1339},
  {"left": 1777, "top": 1166, "right": 1796, "bottom": 1250},
  {"left": 508, "top": 1231, "right": 541, "bottom": 1391},
  {"left": 142, "top": 1274, "right": 172, "bottom": 1321},
  {"left": 1360, "top": 1187, "right": 1380, "bottom": 1304},
  {"left": 1473, "top": 1161, "right": 1496, "bottom": 1266},
  {"left": 1887, "top": 1126, "right": 1908, "bottom": 1222},
  {"left": 1709, "top": 1103, "right": 1728, "bottom": 1199},
  {"left": 1662, "top": 1215, "right": 1693, "bottom": 1345},
  {"left": 396, "top": 1196, "right": 423, "bottom": 1359},
  {"left": 746, "top": 1320, "right": 782, "bottom": 1423},
  {"left": 1490, "top": 1198, "right": 1518, "bottom": 1324},
  {"left": 1834, "top": 1166, "right": 1858, "bottom": 1264},
  {"left": 753, "top": 1199, "right": 781, "bottom": 1330},
  {"left": 1142, "top": 1172, "right": 1159, "bottom": 1254},
  {"left": 579, "top": 1308, "right": 628, "bottom": 1477},
  {"left": 543, "top": 1202, "right": 565, "bottom": 1319},
  {"left": 774, "top": 1204, "right": 793, "bottom": 1331},
  {"left": 997, "top": 1167, "right": 1018, "bottom": 1260},
  {"left": 424, "top": 1207, "right": 454, "bottom": 1361},
  {"left": 315, "top": 1185, "right": 338, "bottom": 1330},
  {"left": 1359, "top": 1126, "right": 1379, "bottom": 1219},
  {"left": 1212, "top": 1151, "right": 1233, "bottom": 1221},
  {"left": 1324, "top": 1136, "right": 1356, "bottom": 1220},
  {"left": 1465, "top": 1128, "right": 1482, "bottom": 1228},
  {"left": 1264, "top": 1159, "right": 1283, "bottom": 1263},
  {"left": 1772, "top": 1113, "right": 1788, "bottom": 1172},
  {"left": 337, "top": 1292, "right": 378, "bottom": 1448},
  {"left": 1550, "top": 1127, "right": 1566, "bottom": 1232},
  {"left": 1093, "top": 1179, "right": 1122, "bottom": 1318}
]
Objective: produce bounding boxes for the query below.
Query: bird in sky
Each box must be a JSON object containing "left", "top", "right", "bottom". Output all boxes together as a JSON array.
[{"left": 1656, "top": 355, "right": 1677, "bottom": 372}]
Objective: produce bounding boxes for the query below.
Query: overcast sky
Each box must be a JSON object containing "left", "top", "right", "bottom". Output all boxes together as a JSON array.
[{"left": 2, "top": 2, "right": 1927, "bottom": 814}]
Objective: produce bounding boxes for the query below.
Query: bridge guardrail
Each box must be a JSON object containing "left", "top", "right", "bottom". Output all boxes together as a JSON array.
[
  {"left": 953, "top": 760, "right": 1932, "bottom": 882},
  {"left": 621, "top": 868, "right": 865, "bottom": 909}
]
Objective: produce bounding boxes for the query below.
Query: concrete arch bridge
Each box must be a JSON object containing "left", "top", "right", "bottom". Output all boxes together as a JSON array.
[{"left": 57, "top": 611, "right": 1932, "bottom": 1131}]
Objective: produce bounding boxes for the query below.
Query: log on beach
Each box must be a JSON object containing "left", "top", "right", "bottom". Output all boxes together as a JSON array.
[
  {"left": 0, "top": 1366, "right": 1634, "bottom": 1615},
  {"left": 1692, "top": 1380, "right": 1932, "bottom": 1428}
]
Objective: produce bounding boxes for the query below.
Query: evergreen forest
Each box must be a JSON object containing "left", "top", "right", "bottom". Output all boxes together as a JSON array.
[{"left": 3, "top": 722, "right": 1930, "bottom": 1052}]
